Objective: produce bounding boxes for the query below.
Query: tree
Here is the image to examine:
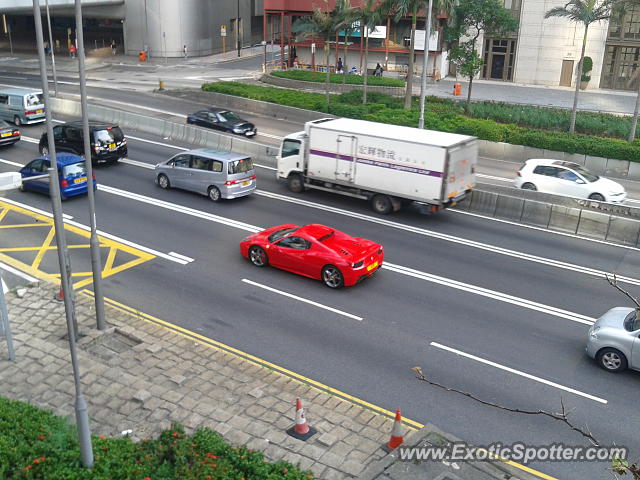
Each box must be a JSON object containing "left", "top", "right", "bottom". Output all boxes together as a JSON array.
[
  {"left": 447, "top": 0, "right": 518, "bottom": 106},
  {"left": 353, "top": 0, "right": 386, "bottom": 103},
  {"left": 544, "top": 0, "right": 616, "bottom": 134},
  {"left": 336, "top": 0, "right": 358, "bottom": 86},
  {"left": 292, "top": 0, "right": 350, "bottom": 108},
  {"left": 386, "top": 0, "right": 424, "bottom": 109}
]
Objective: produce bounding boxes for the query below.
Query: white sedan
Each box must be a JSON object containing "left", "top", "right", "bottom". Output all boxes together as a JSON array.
[{"left": 514, "top": 159, "right": 627, "bottom": 203}]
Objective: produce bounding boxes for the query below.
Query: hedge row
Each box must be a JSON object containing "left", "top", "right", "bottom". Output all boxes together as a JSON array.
[
  {"left": 0, "top": 396, "right": 312, "bottom": 479},
  {"left": 270, "top": 70, "right": 405, "bottom": 87},
  {"left": 201, "top": 82, "right": 640, "bottom": 162}
]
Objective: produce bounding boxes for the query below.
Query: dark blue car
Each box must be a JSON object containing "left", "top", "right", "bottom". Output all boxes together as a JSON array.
[{"left": 19, "top": 154, "right": 96, "bottom": 199}]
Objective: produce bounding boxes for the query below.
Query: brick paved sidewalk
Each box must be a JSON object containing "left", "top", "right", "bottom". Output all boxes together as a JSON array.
[
  {"left": 0, "top": 284, "right": 539, "bottom": 480},
  {"left": 0, "top": 284, "right": 398, "bottom": 479}
]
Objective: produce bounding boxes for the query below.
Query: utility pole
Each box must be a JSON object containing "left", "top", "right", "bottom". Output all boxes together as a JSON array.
[
  {"left": 74, "top": 0, "right": 106, "bottom": 331},
  {"left": 0, "top": 274, "right": 15, "bottom": 361},
  {"left": 44, "top": 0, "right": 58, "bottom": 97},
  {"left": 418, "top": 0, "right": 433, "bottom": 129},
  {"left": 237, "top": 0, "right": 241, "bottom": 57},
  {"left": 32, "top": 0, "right": 94, "bottom": 468}
]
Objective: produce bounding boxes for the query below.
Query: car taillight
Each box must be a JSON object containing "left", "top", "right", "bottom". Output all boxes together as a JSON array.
[
  {"left": 250, "top": 174, "right": 257, "bottom": 180},
  {"left": 225, "top": 180, "right": 237, "bottom": 186},
  {"left": 94, "top": 145, "right": 100, "bottom": 152},
  {"left": 517, "top": 171, "right": 521, "bottom": 177},
  {"left": 352, "top": 261, "right": 364, "bottom": 268},
  {"left": 13, "top": 131, "right": 19, "bottom": 136},
  {"left": 60, "top": 179, "right": 69, "bottom": 187},
  {"left": 92, "top": 173, "right": 96, "bottom": 180},
  {"left": 24, "top": 110, "right": 36, "bottom": 115},
  {"left": 377, "top": 248, "right": 383, "bottom": 254}
]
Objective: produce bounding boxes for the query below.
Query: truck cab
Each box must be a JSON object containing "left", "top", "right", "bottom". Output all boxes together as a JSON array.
[{"left": 277, "top": 131, "right": 306, "bottom": 191}]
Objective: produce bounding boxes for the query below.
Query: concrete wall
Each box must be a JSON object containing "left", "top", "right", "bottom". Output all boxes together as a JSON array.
[{"left": 513, "top": 0, "right": 609, "bottom": 89}]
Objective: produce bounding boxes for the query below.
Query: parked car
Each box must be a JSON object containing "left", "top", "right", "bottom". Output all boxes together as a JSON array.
[
  {"left": 0, "top": 120, "right": 20, "bottom": 146},
  {"left": 39, "top": 121, "right": 127, "bottom": 165},
  {"left": 514, "top": 159, "right": 626, "bottom": 203},
  {"left": 155, "top": 148, "right": 256, "bottom": 202},
  {"left": 240, "top": 224, "right": 384, "bottom": 289},
  {"left": 19, "top": 153, "right": 96, "bottom": 200},
  {"left": 586, "top": 307, "right": 640, "bottom": 373},
  {"left": 186, "top": 108, "right": 257, "bottom": 137},
  {"left": 0, "top": 88, "right": 45, "bottom": 125}
]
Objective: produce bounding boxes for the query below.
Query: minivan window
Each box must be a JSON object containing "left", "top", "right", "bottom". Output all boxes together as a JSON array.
[
  {"left": 212, "top": 160, "right": 223, "bottom": 172},
  {"left": 0, "top": 95, "right": 7, "bottom": 105},
  {"left": 228, "top": 157, "right": 253, "bottom": 174},
  {"left": 94, "top": 127, "right": 124, "bottom": 145},
  {"left": 191, "top": 156, "right": 211, "bottom": 171},
  {"left": 282, "top": 139, "right": 301, "bottom": 158},
  {"left": 25, "top": 93, "right": 43, "bottom": 107},
  {"left": 62, "top": 163, "right": 86, "bottom": 177}
]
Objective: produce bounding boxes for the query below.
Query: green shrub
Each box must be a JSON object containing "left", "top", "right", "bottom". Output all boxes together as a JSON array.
[
  {"left": 200, "top": 82, "right": 640, "bottom": 162},
  {"left": 270, "top": 70, "right": 405, "bottom": 87},
  {"left": 0, "top": 397, "right": 314, "bottom": 479}
]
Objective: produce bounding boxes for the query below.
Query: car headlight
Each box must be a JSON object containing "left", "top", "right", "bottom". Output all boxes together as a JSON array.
[
  {"left": 589, "top": 326, "right": 600, "bottom": 339},
  {"left": 233, "top": 127, "right": 244, "bottom": 133}
]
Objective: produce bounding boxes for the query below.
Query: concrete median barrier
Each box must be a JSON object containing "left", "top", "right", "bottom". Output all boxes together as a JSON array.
[
  {"left": 605, "top": 216, "right": 640, "bottom": 245},
  {"left": 576, "top": 210, "right": 610, "bottom": 240},
  {"left": 467, "top": 190, "right": 498, "bottom": 216},
  {"left": 494, "top": 195, "right": 525, "bottom": 221},
  {"left": 548, "top": 205, "right": 581, "bottom": 234},
  {"left": 521, "top": 200, "right": 552, "bottom": 228}
]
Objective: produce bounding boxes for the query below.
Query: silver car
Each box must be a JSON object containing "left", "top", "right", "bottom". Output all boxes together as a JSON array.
[
  {"left": 586, "top": 307, "right": 640, "bottom": 373},
  {"left": 155, "top": 149, "right": 256, "bottom": 202}
]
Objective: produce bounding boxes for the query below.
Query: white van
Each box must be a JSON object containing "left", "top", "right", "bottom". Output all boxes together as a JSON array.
[{"left": 0, "top": 88, "right": 45, "bottom": 126}]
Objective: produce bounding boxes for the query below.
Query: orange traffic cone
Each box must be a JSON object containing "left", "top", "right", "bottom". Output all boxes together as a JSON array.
[
  {"left": 286, "top": 397, "right": 316, "bottom": 440},
  {"left": 384, "top": 408, "right": 404, "bottom": 451},
  {"left": 54, "top": 286, "right": 64, "bottom": 302}
]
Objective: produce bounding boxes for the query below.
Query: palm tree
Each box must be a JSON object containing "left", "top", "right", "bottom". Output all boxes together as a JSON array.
[
  {"left": 336, "top": 0, "right": 358, "bottom": 86},
  {"left": 386, "top": 0, "right": 424, "bottom": 109},
  {"left": 544, "top": 0, "right": 617, "bottom": 133},
  {"left": 353, "top": 0, "right": 385, "bottom": 103},
  {"left": 292, "top": 0, "right": 350, "bottom": 108}
]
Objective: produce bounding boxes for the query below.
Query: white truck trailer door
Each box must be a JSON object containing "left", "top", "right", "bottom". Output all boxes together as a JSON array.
[
  {"left": 335, "top": 135, "right": 358, "bottom": 183},
  {"left": 444, "top": 141, "right": 477, "bottom": 201}
]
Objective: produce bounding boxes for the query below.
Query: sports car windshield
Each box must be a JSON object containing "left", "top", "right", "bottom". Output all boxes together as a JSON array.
[{"left": 268, "top": 227, "right": 298, "bottom": 243}]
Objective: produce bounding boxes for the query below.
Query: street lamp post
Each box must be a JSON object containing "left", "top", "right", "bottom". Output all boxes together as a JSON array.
[
  {"left": 44, "top": 0, "right": 58, "bottom": 97},
  {"left": 236, "top": 0, "right": 241, "bottom": 57},
  {"left": 74, "top": 0, "right": 106, "bottom": 331},
  {"left": 418, "top": 0, "right": 433, "bottom": 130},
  {"left": 32, "top": 0, "right": 94, "bottom": 468}
]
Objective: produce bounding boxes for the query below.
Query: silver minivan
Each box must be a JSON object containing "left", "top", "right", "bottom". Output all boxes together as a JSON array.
[
  {"left": 0, "top": 88, "right": 45, "bottom": 126},
  {"left": 155, "top": 148, "right": 256, "bottom": 202}
]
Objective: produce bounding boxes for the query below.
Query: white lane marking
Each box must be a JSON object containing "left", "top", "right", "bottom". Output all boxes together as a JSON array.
[
  {"left": 255, "top": 190, "right": 640, "bottom": 284},
  {"left": 0, "top": 260, "right": 39, "bottom": 283},
  {"left": 0, "top": 75, "right": 27, "bottom": 80},
  {"left": 0, "top": 158, "right": 23, "bottom": 167},
  {"left": 87, "top": 98, "right": 187, "bottom": 119},
  {"left": 120, "top": 157, "right": 154, "bottom": 169},
  {"left": 254, "top": 163, "right": 276, "bottom": 171},
  {"left": 98, "top": 184, "right": 262, "bottom": 234},
  {"left": 242, "top": 278, "right": 363, "bottom": 321},
  {"left": 477, "top": 173, "right": 512, "bottom": 182},
  {"left": 384, "top": 262, "right": 594, "bottom": 325},
  {"left": 257, "top": 131, "right": 282, "bottom": 140},
  {"left": 168, "top": 251, "right": 194, "bottom": 263},
  {"left": 95, "top": 185, "right": 600, "bottom": 325},
  {"left": 21, "top": 137, "right": 39, "bottom": 144},
  {"left": 430, "top": 342, "right": 608, "bottom": 404},
  {"left": 220, "top": 76, "right": 254, "bottom": 81},
  {"left": 0, "top": 196, "right": 185, "bottom": 265}
]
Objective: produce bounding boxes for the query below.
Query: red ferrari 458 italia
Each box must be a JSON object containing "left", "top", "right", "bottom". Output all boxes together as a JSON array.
[{"left": 240, "top": 224, "right": 383, "bottom": 288}]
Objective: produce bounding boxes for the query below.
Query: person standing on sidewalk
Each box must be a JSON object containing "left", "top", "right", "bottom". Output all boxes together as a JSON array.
[
  {"left": 69, "top": 44, "right": 77, "bottom": 58},
  {"left": 183, "top": 45, "right": 188, "bottom": 59},
  {"left": 111, "top": 40, "right": 117, "bottom": 55}
]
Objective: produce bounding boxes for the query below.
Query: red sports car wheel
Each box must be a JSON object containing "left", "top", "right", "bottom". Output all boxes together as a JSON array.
[
  {"left": 322, "top": 265, "right": 344, "bottom": 289},
  {"left": 249, "top": 246, "right": 268, "bottom": 267}
]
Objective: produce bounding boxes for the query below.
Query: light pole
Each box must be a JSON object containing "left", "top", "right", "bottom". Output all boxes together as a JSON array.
[
  {"left": 418, "top": 0, "right": 433, "bottom": 130},
  {"left": 74, "top": 0, "right": 106, "bottom": 331},
  {"left": 32, "top": 0, "right": 94, "bottom": 468},
  {"left": 44, "top": 0, "right": 58, "bottom": 97},
  {"left": 236, "top": 0, "right": 241, "bottom": 57}
]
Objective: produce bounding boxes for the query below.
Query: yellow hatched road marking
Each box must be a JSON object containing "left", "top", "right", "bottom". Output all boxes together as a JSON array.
[{"left": 0, "top": 200, "right": 155, "bottom": 289}]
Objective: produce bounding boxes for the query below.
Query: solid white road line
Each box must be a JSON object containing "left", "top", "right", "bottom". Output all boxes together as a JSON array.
[
  {"left": 0, "top": 196, "right": 186, "bottom": 265},
  {"left": 168, "top": 252, "right": 195, "bottom": 263},
  {"left": 0, "top": 260, "right": 39, "bottom": 283},
  {"left": 430, "top": 342, "right": 608, "bottom": 404},
  {"left": 384, "top": 263, "right": 595, "bottom": 325},
  {"left": 477, "top": 173, "right": 512, "bottom": 182},
  {"left": 0, "top": 158, "right": 24, "bottom": 167},
  {"left": 94, "top": 186, "right": 600, "bottom": 326},
  {"left": 242, "top": 278, "right": 363, "bottom": 321},
  {"left": 255, "top": 189, "right": 640, "bottom": 285},
  {"left": 120, "top": 157, "right": 154, "bottom": 169}
]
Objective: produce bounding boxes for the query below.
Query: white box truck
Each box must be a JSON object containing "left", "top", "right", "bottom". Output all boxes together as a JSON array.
[{"left": 277, "top": 118, "right": 477, "bottom": 214}]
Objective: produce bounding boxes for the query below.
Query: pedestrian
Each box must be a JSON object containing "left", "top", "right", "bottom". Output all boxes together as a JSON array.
[
  {"left": 44, "top": 41, "right": 50, "bottom": 55},
  {"left": 182, "top": 44, "right": 188, "bottom": 59},
  {"left": 55, "top": 39, "right": 60, "bottom": 52},
  {"left": 374, "top": 62, "right": 383, "bottom": 77},
  {"left": 69, "top": 44, "right": 77, "bottom": 58},
  {"left": 337, "top": 57, "right": 343, "bottom": 74},
  {"left": 111, "top": 40, "right": 117, "bottom": 55}
]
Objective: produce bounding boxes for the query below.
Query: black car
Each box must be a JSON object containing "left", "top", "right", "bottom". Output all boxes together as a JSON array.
[
  {"left": 39, "top": 121, "right": 127, "bottom": 164},
  {"left": 0, "top": 120, "right": 20, "bottom": 147},
  {"left": 186, "top": 108, "right": 257, "bottom": 137}
]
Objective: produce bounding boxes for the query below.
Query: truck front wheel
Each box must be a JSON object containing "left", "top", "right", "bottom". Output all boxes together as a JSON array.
[
  {"left": 371, "top": 194, "right": 392, "bottom": 215},
  {"left": 287, "top": 173, "right": 304, "bottom": 193}
]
